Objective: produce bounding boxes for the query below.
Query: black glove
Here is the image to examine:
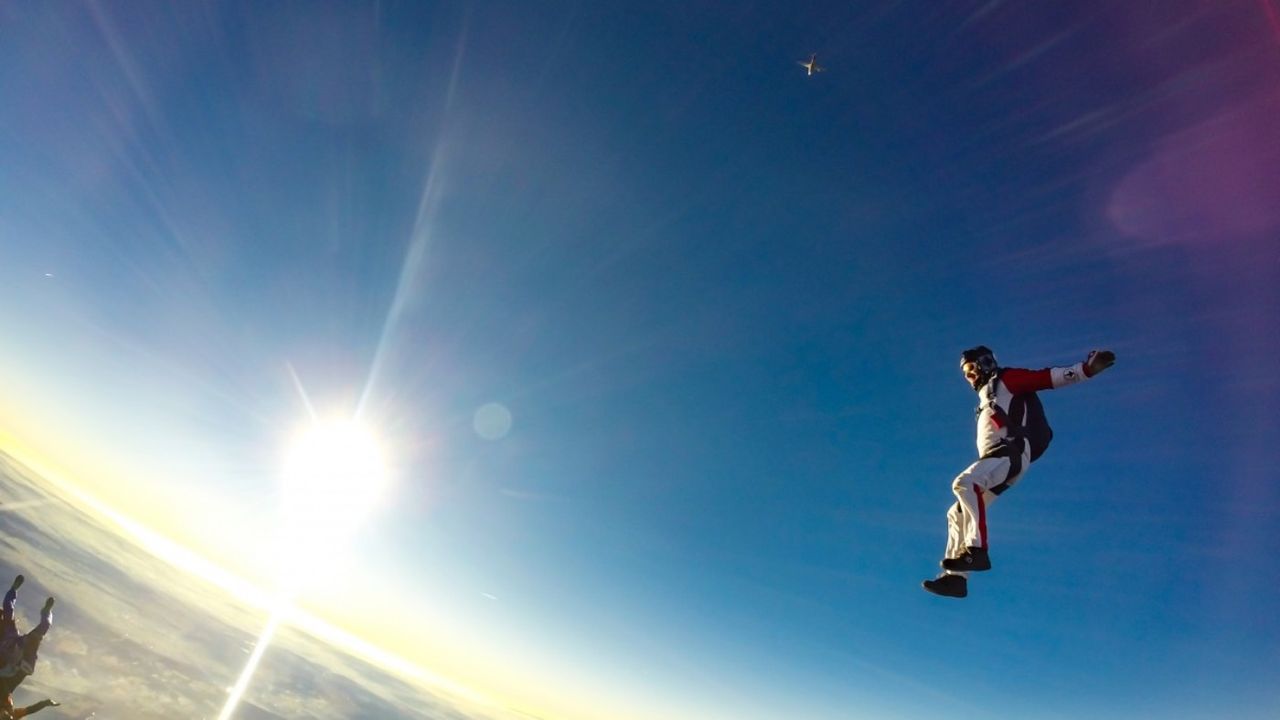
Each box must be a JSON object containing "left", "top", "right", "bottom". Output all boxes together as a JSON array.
[{"left": 1086, "top": 350, "right": 1116, "bottom": 376}]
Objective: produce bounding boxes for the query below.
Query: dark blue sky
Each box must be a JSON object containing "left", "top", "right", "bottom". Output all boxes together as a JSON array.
[{"left": 1, "top": 2, "right": 1278, "bottom": 719}]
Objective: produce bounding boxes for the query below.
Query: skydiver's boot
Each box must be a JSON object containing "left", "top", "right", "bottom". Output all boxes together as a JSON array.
[
  {"left": 922, "top": 574, "right": 967, "bottom": 598},
  {"left": 941, "top": 546, "right": 991, "bottom": 572},
  {"left": 42, "top": 597, "right": 54, "bottom": 615},
  {"left": 8, "top": 576, "right": 21, "bottom": 592}
]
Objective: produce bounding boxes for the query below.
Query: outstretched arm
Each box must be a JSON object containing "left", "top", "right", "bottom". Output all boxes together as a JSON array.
[
  {"left": 14, "top": 699, "right": 60, "bottom": 718},
  {"left": 14, "top": 696, "right": 60, "bottom": 712},
  {"left": 1002, "top": 350, "right": 1116, "bottom": 394}
]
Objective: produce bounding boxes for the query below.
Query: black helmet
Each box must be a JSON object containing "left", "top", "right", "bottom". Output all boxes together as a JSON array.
[{"left": 960, "top": 345, "right": 998, "bottom": 390}]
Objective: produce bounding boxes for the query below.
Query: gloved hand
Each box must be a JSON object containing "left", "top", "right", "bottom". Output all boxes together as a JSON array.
[{"left": 1086, "top": 350, "right": 1116, "bottom": 376}]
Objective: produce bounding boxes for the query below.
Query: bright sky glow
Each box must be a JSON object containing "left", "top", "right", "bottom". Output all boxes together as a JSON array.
[
  {"left": 215, "top": 414, "right": 393, "bottom": 720},
  {"left": 0, "top": 433, "right": 496, "bottom": 712}
]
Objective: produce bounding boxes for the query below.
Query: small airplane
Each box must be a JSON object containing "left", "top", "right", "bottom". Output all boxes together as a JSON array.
[{"left": 798, "top": 53, "right": 825, "bottom": 76}]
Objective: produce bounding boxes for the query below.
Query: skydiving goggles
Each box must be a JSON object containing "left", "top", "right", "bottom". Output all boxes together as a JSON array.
[{"left": 961, "top": 357, "right": 996, "bottom": 374}]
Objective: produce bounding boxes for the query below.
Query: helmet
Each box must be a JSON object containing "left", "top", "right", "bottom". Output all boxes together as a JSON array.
[{"left": 960, "top": 345, "right": 998, "bottom": 390}]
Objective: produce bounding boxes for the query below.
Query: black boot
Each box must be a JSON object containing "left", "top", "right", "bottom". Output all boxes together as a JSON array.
[
  {"left": 941, "top": 546, "right": 991, "bottom": 572},
  {"left": 922, "top": 574, "right": 967, "bottom": 598}
]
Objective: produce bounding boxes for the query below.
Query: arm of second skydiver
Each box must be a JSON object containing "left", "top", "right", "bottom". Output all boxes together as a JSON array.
[{"left": 14, "top": 699, "right": 60, "bottom": 718}]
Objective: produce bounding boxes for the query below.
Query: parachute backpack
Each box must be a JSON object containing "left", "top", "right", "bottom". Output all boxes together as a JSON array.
[{"left": 1005, "top": 375, "right": 1054, "bottom": 462}]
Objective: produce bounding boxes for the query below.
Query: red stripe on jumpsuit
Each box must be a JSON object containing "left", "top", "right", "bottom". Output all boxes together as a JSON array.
[{"left": 976, "top": 482, "right": 988, "bottom": 549}]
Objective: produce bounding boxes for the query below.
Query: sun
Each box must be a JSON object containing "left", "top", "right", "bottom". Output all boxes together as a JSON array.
[
  {"left": 280, "top": 416, "right": 391, "bottom": 557},
  {"left": 214, "top": 415, "right": 392, "bottom": 720}
]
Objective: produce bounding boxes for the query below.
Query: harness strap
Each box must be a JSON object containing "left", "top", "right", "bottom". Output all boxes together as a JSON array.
[{"left": 980, "top": 373, "right": 1011, "bottom": 430}]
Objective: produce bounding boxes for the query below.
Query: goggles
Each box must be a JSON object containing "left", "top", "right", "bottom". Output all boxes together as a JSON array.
[{"left": 961, "top": 357, "right": 994, "bottom": 374}]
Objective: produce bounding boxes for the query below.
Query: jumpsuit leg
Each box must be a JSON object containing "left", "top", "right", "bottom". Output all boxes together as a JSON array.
[
  {"left": 943, "top": 491, "right": 1000, "bottom": 577},
  {"left": 0, "top": 587, "right": 19, "bottom": 674},
  {"left": 19, "top": 607, "right": 50, "bottom": 669},
  {"left": 950, "top": 456, "right": 1022, "bottom": 551},
  {"left": 946, "top": 445, "right": 1032, "bottom": 561},
  {"left": 2, "top": 586, "right": 15, "bottom": 628}
]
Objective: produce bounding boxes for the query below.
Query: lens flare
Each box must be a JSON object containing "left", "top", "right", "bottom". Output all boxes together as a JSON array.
[{"left": 216, "top": 603, "right": 284, "bottom": 720}]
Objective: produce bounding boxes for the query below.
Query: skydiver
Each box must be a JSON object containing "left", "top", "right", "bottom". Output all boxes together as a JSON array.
[
  {"left": 0, "top": 576, "right": 54, "bottom": 696},
  {"left": 922, "top": 346, "right": 1116, "bottom": 598}
]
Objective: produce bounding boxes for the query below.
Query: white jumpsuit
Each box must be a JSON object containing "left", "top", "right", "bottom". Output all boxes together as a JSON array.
[{"left": 944, "top": 361, "right": 1092, "bottom": 575}]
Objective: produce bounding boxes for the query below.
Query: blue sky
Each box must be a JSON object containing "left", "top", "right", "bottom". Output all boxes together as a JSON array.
[{"left": 1, "top": 2, "right": 1278, "bottom": 719}]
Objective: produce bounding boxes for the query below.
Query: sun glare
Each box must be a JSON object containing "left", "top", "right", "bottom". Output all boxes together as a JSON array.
[
  {"left": 217, "top": 416, "right": 394, "bottom": 719},
  {"left": 280, "top": 417, "right": 391, "bottom": 564}
]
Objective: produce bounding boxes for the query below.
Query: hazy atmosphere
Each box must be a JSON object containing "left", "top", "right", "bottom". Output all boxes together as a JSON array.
[{"left": 1, "top": 2, "right": 1277, "bottom": 719}]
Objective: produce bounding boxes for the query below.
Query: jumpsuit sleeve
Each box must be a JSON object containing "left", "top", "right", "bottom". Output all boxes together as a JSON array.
[
  {"left": 13, "top": 700, "right": 55, "bottom": 718},
  {"left": 1002, "top": 361, "right": 1090, "bottom": 393}
]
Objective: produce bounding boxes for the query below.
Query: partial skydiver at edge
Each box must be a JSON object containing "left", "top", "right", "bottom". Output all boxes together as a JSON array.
[{"left": 0, "top": 576, "right": 57, "bottom": 708}]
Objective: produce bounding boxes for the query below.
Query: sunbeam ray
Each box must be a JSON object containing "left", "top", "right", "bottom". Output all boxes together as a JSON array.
[
  {"left": 286, "top": 362, "right": 318, "bottom": 422},
  {"left": 356, "top": 15, "right": 470, "bottom": 421},
  {"left": 216, "top": 602, "right": 286, "bottom": 720}
]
